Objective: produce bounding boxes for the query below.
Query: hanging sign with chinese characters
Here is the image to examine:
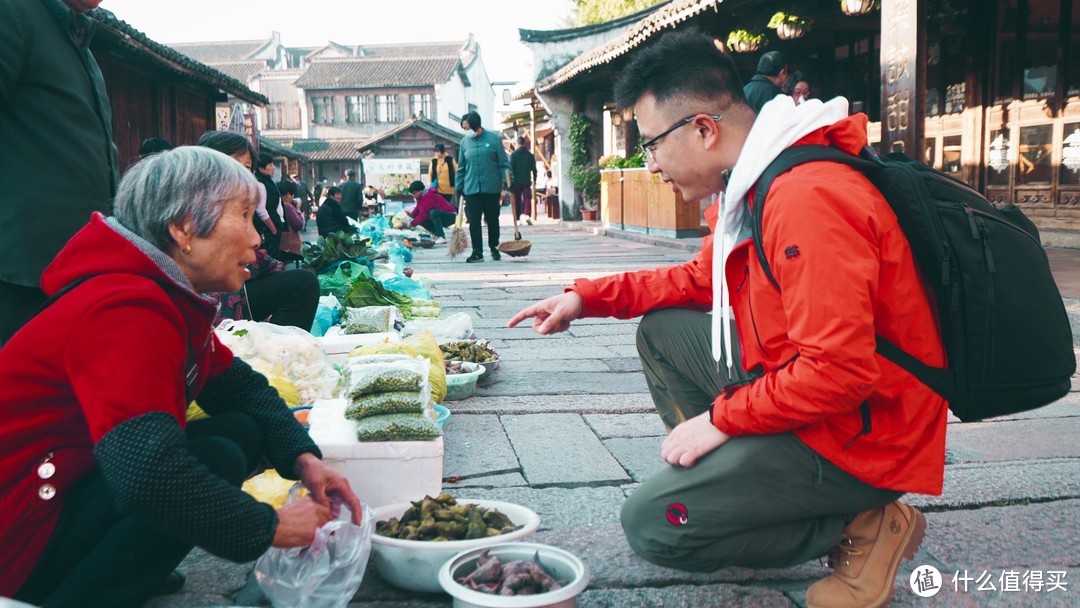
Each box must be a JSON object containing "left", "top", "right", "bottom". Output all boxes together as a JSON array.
[
  {"left": 364, "top": 158, "right": 421, "bottom": 174},
  {"left": 1063, "top": 128, "right": 1080, "bottom": 173},
  {"left": 880, "top": 0, "right": 924, "bottom": 155},
  {"left": 988, "top": 133, "right": 1011, "bottom": 173}
]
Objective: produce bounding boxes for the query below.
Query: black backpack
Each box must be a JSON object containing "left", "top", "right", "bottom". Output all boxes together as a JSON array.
[{"left": 750, "top": 145, "right": 1075, "bottom": 422}]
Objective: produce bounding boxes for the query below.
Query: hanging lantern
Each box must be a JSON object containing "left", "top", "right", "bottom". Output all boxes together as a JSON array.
[
  {"left": 839, "top": 0, "right": 876, "bottom": 16},
  {"left": 768, "top": 12, "right": 812, "bottom": 40}
]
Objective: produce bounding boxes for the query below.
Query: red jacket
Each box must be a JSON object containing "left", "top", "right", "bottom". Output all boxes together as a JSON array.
[
  {"left": 0, "top": 213, "right": 234, "bottom": 595},
  {"left": 408, "top": 189, "right": 456, "bottom": 227},
  {"left": 571, "top": 115, "right": 947, "bottom": 495}
]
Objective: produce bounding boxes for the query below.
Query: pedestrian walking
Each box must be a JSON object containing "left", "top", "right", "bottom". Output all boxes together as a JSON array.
[
  {"left": 455, "top": 111, "right": 511, "bottom": 263},
  {"left": 429, "top": 143, "right": 457, "bottom": 203},
  {"left": 509, "top": 30, "right": 942, "bottom": 608},
  {"left": 510, "top": 135, "right": 537, "bottom": 225},
  {"left": 339, "top": 168, "right": 362, "bottom": 220}
]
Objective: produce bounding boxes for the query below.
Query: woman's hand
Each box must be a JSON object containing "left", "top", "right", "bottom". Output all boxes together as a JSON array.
[
  {"left": 660, "top": 412, "right": 730, "bottom": 468},
  {"left": 294, "top": 452, "right": 364, "bottom": 524},
  {"left": 506, "top": 292, "right": 584, "bottom": 335},
  {"left": 272, "top": 497, "right": 332, "bottom": 548}
]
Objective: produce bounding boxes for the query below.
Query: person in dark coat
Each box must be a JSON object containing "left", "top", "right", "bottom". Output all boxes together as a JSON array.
[
  {"left": 510, "top": 136, "right": 537, "bottom": 224},
  {"left": 742, "top": 51, "right": 788, "bottom": 114},
  {"left": 0, "top": 0, "right": 119, "bottom": 344},
  {"left": 316, "top": 187, "right": 355, "bottom": 236},
  {"left": 339, "top": 168, "right": 362, "bottom": 220}
]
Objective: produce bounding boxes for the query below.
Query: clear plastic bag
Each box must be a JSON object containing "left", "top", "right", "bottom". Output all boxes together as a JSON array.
[
  {"left": 216, "top": 320, "right": 341, "bottom": 404},
  {"left": 255, "top": 503, "right": 375, "bottom": 608},
  {"left": 354, "top": 412, "right": 442, "bottom": 441},
  {"left": 402, "top": 311, "right": 474, "bottom": 342},
  {"left": 342, "top": 306, "right": 398, "bottom": 334},
  {"left": 342, "top": 356, "right": 430, "bottom": 399},
  {"left": 345, "top": 391, "right": 429, "bottom": 420}
]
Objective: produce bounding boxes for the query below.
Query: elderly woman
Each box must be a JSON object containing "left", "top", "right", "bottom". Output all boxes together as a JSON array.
[{"left": 0, "top": 147, "right": 362, "bottom": 608}]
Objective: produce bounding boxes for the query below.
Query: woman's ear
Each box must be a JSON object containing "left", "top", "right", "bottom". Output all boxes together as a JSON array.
[{"left": 167, "top": 219, "right": 195, "bottom": 254}]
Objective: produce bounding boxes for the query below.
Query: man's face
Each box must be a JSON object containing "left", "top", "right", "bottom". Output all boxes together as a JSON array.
[
  {"left": 258, "top": 163, "right": 274, "bottom": 177},
  {"left": 634, "top": 94, "right": 729, "bottom": 204},
  {"left": 412, "top": 190, "right": 423, "bottom": 202},
  {"left": 331, "top": 193, "right": 342, "bottom": 201}
]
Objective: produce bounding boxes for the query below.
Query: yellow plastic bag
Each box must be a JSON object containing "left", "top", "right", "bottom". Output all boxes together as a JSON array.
[
  {"left": 350, "top": 333, "right": 447, "bottom": 404},
  {"left": 242, "top": 469, "right": 297, "bottom": 509},
  {"left": 185, "top": 364, "right": 301, "bottom": 423}
]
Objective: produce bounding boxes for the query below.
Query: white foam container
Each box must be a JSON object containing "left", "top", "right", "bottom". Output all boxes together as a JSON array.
[
  {"left": 307, "top": 398, "right": 443, "bottom": 509},
  {"left": 439, "top": 542, "right": 589, "bottom": 607},
  {"left": 316, "top": 330, "right": 400, "bottom": 365}
]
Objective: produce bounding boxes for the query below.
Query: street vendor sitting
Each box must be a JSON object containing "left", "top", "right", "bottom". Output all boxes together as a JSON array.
[
  {"left": 362, "top": 184, "right": 385, "bottom": 217},
  {"left": 0, "top": 146, "right": 363, "bottom": 608},
  {"left": 406, "top": 180, "right": 456, "bottom": 243}
]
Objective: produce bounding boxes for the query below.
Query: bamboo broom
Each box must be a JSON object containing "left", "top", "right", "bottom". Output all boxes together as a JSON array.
[{"left": 448, "top": 194, "right": 469, "bottom": 259}]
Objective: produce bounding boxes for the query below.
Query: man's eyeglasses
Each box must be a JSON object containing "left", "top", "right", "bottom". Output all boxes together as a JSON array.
[{"left": 638, "top": 114, "right": 722, "bottom": 161}]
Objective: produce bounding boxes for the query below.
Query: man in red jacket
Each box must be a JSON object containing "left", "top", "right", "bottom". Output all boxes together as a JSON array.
[{"left": 508, "top": 30, "right": 946, "bottom": 608}]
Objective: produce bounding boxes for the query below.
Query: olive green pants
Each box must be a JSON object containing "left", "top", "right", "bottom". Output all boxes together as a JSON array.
[{"left": 622, "top": 308, "right": 901, "bottom": 571}]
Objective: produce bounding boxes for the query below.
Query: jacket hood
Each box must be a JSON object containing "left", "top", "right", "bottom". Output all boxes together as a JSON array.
[{"left": 40, "top": 212, "right": 216, "bottom": 313}]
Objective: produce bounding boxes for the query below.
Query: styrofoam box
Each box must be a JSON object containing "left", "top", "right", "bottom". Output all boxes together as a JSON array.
[
  {"left": 317, "top": 330, "right": 400, "bottom": 365},
  {"left": 307, "top": 399, "right": 443, "bottom": 508}
]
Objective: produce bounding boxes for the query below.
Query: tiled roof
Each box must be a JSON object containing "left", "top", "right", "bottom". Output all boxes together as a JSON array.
[
  {"left": 519, "top": 2, "right": 667, "bottom": 43},
  {"left": 270, "top": 138, "right": 370, "bottom": 161},
  {"left": 258, "top": 137, "right": 307, "bottom": 160},
  {"left": 167, "top": 40, "right": 268, "bottom": 64},
  {"left": 211, "top": 61, "right": 266, "bottom": 84},
  {"left": 360, "top": 41, "right": 465, "bottom": 58},
  {"left": 294, "top": 57, "right": 459, "bottom": 89},
  {"left": 358, "top": 117, "right": 465, "bottom": 153},
  {"left": 538, "top": 0, "right": 724, "bottom": 92},
  {"left": 89, "top": 10, "right": 268, "bottom": 105}
]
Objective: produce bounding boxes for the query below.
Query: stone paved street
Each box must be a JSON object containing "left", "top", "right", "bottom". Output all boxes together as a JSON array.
[{"left": 151, "top": 215, "right": 1080, "bottom": 608}]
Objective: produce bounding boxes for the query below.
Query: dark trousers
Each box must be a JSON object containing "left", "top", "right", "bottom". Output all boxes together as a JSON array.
[
  {"left": 421, "top": 210, "right": 456, "bottom": 239},
  {"left": 464, "top": 193, "right": 501, "bottom": 255},
  {"left": 15, "top": 413, "right": 264, "bottom": 608},
  {"left": 244, "top": 268, "right": 320, "bottom": 330},
  {"left": 510, "top": 183, "right": 532, "bottom": 216},
  {"left": 0, "top": 281, "right": 47, "bottom": 345},
  {"left": 621, "top": 308, "right": 901, "bottom": 571}
]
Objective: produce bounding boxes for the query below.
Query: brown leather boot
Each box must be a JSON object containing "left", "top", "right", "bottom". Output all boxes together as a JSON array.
[{"left": 805, "top": 500, "right": 927, "bottom": 608}]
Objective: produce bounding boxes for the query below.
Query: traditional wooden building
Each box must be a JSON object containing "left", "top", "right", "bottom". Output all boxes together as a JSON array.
[
  {"left": 357, "top": 118, "right": 466, "bottom": 198},
  {"left": 530, "top": 0, "right": 1080, "bottom": 242},
  {"left": 88, "top": 10, "right": 267, "bottom": 172}
]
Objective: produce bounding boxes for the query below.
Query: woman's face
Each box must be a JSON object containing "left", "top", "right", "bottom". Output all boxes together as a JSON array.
[
  {"left": 792, "top": 82, "right": 811, "bottom": 103},
  {"left": 174, "top": 195, "right": 260, "bottom": 293},
  {"left": 231, "top": 150, "right": 253, "bottom": 171}
]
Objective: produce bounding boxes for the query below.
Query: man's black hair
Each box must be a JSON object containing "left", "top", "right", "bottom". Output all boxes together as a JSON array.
[
  {"left": 276, "top": 181, "right": 295, "bottom": 196},
  {"left": 614, "top": 29, "right": 745, "bottom": 110},
  {"left": 197, "top": 131, "right": 256, "bottom": 160},
  {"left": 408, "top": 180, "right": 426, "bottom": 193},
  {"left": 256, "top": 152, "right": 274, "bottom": 169},
  {"left": 434, "top": 143, "right": 446, "bottom": 153},
  {"left": 756, "top": 51, "right": 787, "bottom": 77},
  {"left": 327, "top": 186, "right": 343, "bottom": 197},
  {"left": 346, "top": 168, "right": 357, "bottom": 177},
  {"left": 464, "top": 111, "right": 482, "bottom": 130}
]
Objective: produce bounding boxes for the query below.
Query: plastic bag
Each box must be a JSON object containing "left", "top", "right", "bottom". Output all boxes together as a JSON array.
[
  {"left": 391, "top": 210, "right": 412, "bottom": 229},
  {"left": 318, "top": 261, "right": 371, "bottom": 305},
  {"left": 216, "top": 320, "right": 341, "bottom": 404},
  {"left": 242, "top": 470, "right": 296, "bottom": 509},
  {"left": 407, "top": 300, "right": 441, "bottom": 318},
  {"left": 255, "top": 503, "right": 374, "bottom": 608},
  {"left": 342, "top": 306, "right": 397, "bottom": 334},
  {"left": 402, "top": 312, "right": 474, "bottom": 342},
  {"left": 354, "top": 413, "right": 442, "bottom": 441},
  {"left": 380, "top": 275, "right": 431, "bottom": 301},
  {"left": 310, "top": 296, "right": 342, "bottom": 337},
  {"left": 345, "top": 391, "right": 429, "bottom": 420},
  {"left": 342, "top": 356, "right": 430, "bottom": 399},
  {"left": 350, "top": 335, "right": 446, "bottom": 404}
]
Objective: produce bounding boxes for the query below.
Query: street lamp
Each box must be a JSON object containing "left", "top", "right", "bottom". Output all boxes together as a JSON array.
[{"left": 839, "top": 0, "right": 876, "bottom": 16}]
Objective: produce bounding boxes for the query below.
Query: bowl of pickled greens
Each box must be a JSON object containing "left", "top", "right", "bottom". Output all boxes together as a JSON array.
[
  {"left": 371, "top": 493, "right": 541, "bottom": 593},
  {"left": 440, "top": 340, "right": 500, "bottom": 382}
]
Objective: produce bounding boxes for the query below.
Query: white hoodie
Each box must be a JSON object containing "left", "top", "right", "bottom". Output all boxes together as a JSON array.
[{"left": 711, "top": 95, "right": 851, "bottom": 370}]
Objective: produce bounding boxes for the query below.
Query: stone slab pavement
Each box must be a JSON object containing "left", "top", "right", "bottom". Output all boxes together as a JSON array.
[{"left": 152, "top": 217, "right": 1079, "bottom": 607}]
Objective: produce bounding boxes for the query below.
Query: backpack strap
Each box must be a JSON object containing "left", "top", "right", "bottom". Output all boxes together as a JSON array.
[{"left": 36, "top": 276, "right": 200, "bottom": 404}]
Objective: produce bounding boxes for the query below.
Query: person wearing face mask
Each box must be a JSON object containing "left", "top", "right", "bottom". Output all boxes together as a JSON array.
[
  {"left": 455, "top": 111, "right": 511, "bottom": 263},
  {"left": 783, "top": 70, "right": 812, "bottom": 106},
  {"left": 0, "top": 0, "right": 120, "bottom": 345}
]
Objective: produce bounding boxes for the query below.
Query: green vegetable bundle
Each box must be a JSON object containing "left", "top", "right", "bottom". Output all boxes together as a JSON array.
[
  {"left": 354, "top": 413, "right": 442, "bottom": 441},
  {"left": 440, "top": 340, "right": 499, "bottom": 363},
  {"left": 345, "top": 275, "right": 423, "bottom": 319},
  {"left": 303, "top": 232, "right": 379, "bottom": 273}
]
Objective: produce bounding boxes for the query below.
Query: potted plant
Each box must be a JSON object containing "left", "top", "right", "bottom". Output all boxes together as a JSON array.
[
  {"left": 768, "top": 12, "right": 812, "bottom": 40},
  {"left": 727, "top": 29, "right": 768, "bottom": 53},
  {"left": 569, "top": 163, "right": 601, "bottom": 220}
]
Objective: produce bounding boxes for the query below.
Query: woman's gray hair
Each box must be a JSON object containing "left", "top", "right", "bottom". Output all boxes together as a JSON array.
[{"left": 113, "top": 146, "right": 259, "bottom": 251}]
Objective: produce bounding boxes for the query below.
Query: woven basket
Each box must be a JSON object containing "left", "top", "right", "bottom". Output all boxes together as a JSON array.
[{"left": 497, "top": 240, "right": 532, "bottom": 257}]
